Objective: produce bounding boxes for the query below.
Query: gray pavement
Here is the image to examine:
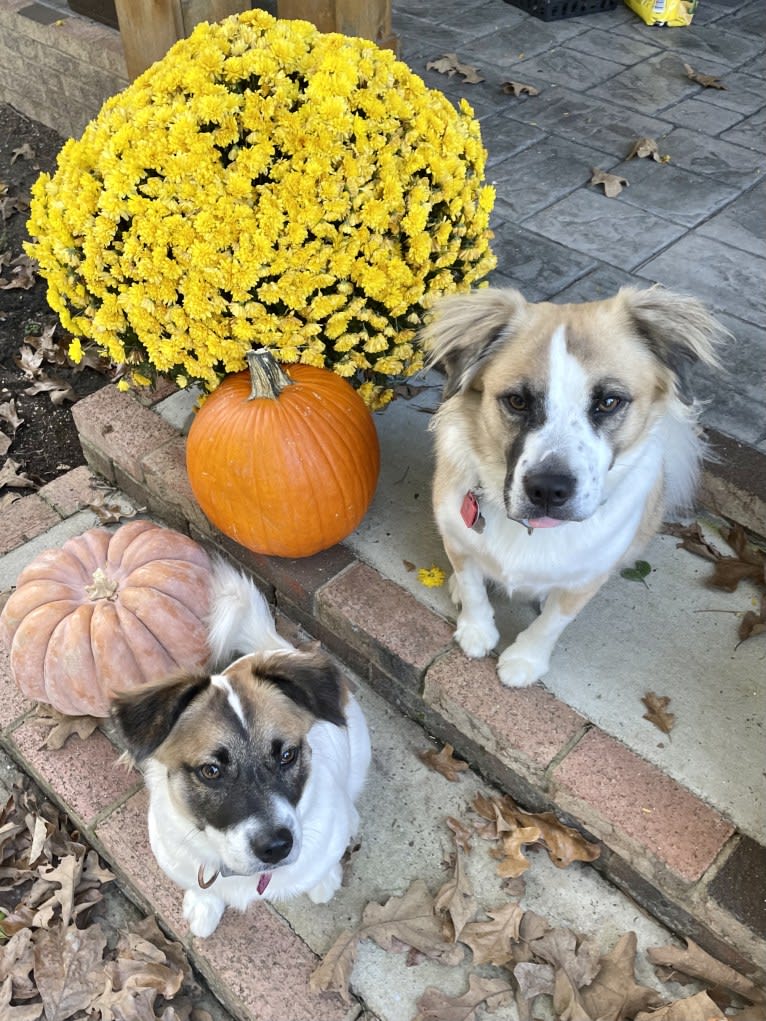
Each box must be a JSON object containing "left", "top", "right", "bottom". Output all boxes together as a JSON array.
[{"left": 393, "top": 0, "right": 766, "bottom": 452}]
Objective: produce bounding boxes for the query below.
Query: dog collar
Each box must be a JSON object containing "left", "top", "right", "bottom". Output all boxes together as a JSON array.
[{"left": 461, "top": 490, "right": 485, "bottom": 533}]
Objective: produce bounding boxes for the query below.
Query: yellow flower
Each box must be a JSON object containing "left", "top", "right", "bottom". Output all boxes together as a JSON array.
[
  {"left": 417, "top": 565, "right": 446, "bottom": 588},
  {"left": 25, "top": 9, "right": 495, "bottom": 402},
  {"left": 68, "top": 338, "right": 83, "bottom": 363}
]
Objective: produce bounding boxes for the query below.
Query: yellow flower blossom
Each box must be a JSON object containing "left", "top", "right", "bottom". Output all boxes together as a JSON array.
[
  {"left": 25, "top": 9, "right": 495, "bottom": 409},
  {"left": 417, "top": 565, "right": 446, "bottom": 588}
]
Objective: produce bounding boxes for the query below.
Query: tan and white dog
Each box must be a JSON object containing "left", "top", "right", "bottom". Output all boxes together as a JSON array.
[
  {"left": 423, "top": 285, "right": 725, "bottom": 689},
  {"left": 111, "top": 559, "right": 370, "bottom": 938}
]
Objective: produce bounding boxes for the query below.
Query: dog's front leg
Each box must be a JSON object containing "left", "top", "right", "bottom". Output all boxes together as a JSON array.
[
  {"left": 447, "top": 544, "right": 500, "bottom": 658},
  {"left": 183, "top": 888, "right": 226, "bottom": 938},
  {"left": 497, "top": 575, "right": 608, "bottom": 688}
]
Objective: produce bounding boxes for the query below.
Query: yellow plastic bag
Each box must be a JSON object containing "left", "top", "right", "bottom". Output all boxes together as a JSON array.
[{"left": 625, "top": 0, "right": 698, "bottom": 26}]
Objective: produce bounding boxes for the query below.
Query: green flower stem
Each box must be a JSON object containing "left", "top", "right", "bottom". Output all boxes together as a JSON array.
[{"left": 245, "top": 348, "right": 294, "bottom": 400}]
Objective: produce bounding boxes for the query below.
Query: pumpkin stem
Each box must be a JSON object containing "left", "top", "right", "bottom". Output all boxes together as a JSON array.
[
  {"left": 85, "top": 567, "right": 119, "bottom": 601},
  {"left": 245, "top": 348, "right": 294, "bottom": 400}
]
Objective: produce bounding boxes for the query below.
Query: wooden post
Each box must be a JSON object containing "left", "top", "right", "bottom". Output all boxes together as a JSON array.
[
  {"left": 277, "top": 0, "right": 398, "bottom": 51},
  {"left": 115, "top": 0, "right": 249, "bottom": 80}
]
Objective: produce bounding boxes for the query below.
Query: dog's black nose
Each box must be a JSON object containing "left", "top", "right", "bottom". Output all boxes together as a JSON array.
[
  {"left": 524, "top": 471, "right": 575, "bottom": 510},
  {"left": 253, "top": 828, "right": 293, "bottom": 865}
]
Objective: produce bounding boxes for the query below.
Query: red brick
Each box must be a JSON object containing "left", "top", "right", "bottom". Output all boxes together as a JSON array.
[
  {"left": 0, "top": 636, "right": 33, "bottom": 728},
  {"left": 316, "top": 562, "right": 454, "bottom": 689},
  {"left": 552, "top": 729, "right": 734, "bottom": 883},
  {"left": 140, "top": 435, "right": 211, "bottom": 535},
  {"left": 424, "top": 649, "right": 586, "bottom": 775},
  {"left": 195, "top": 904, "right": 349, "bottom": 1021},
  {"left": 0, "top": 493, "right": 60, "bottom": 554},
  {"left": 95, "top": 789, "right": 188, "bottom": 935},
  {"left": 39, "top": 466, "right": 102, "bottom": 517},
  {"left": 72, "top": 386, "right": 178, "bottom": 482},
  {"left": 11, "top": 718, "right": 141, "bottom": 825}
]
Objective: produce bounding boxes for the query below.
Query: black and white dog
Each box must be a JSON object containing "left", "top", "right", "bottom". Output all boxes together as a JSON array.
[{"left": 112, "top": 559, "right": 371, "bottom": 937}]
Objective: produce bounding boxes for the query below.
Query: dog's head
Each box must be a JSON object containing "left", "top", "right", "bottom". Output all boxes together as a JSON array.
[
  {"left": 111, "top": 646, "right": 346, "bottom": 881},
  {"left": 423, "top": 286, "right": 725, "bottom": 525}
]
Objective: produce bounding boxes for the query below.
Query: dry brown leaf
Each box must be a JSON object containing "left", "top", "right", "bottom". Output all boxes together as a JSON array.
[
  {"left": 684, "top": 62, "right": 727, "bottom": 90},
  {"left": 641, "top": 692, "right": 676, "bottom": 735},
  {"left": 0, "top": 975, "right": 42, "bottom": 1021},
  {"left": 636, "top": 989, "right": 725, "bottom": 1020},
  {"left": 530, "top": 926, "right": 602, "bottom": 990},
  {"left": 35, "top": 855, "right": 82, "bottom": 929},
  {"left": 627, "top": 137, "right": 662, "bottom": 162},
  {"left": 446, "top": 815, "right": 473, "bottom": 853},
  {"left": 497, "top": 796, "right": 601, "bottom": 868},
  {"left": 0, "top": 397, "right": 24, "bottom": 432},
  {"left": 580, "top": 932, "right": 666, "bottom": 1020},
  {"left": 402, "top": 559, "right": 416, "bottom": 572},
  {"left": 0, "top": 431, "right": 11, "bottom": 457},
  {"left": 31, "top": 706, "right": 102, "bottom": 750},
  {"left": 514, "top": 959, "right": 555, "bottom": 1001},
  {"left": 414, "top": 973, "right": 514, "bottom": 1021},
  {"left": 0, "top": 255, "right": 36, "bottom": 291},
  {"left": 33, "top": 922, "right": 108, "bottom": 1021},
  {"left": 0, "top": 458, "right": 35, "bottom": 491},
  {"left": 590, "top": 167, "right": 629, "bottom": 198},
  {"left": 308, "top": 928, "right": 359, "bottom": 1003},
  {"left": 419, "top": 742, "right": 469, "bottom": 782},
  {"left": 647, "top": 939, "right": 766, "bottom": 1005},
  {"left": 460, "top": 902, "right": 524, "bottom": 966},
  {"left": 502, "top": 80, "right": 539, "bottom": 97},
  {"left": 434, "top": 849, "right": 478, "bottom": 943},
  {"left": 739, "top": 594, "right": 766, "bottom": 643},
  {"left": 23, "top": 377, "right": 77, "bottom": 406},
  {"left": 492, "top": 825, "right": 540, "bottom": 878},
  {"left": 11, "top": 143, "right": 34, "bottom": 163},
  {"left": 362, "top": 878, "right": 464, "bottom": 965},
  {"left": 426, "top": 53, "right": 484, "bottom": 84}
]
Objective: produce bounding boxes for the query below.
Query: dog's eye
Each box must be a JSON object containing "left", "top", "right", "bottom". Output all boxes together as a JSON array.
[
  {"left": 197, "top": 763, "right": 222, "bottom": 782},
  {"left": 593, "top": 395, "right": 623, "bottom": 415},
  {"left": 502, "top": 393, "right": 528, "bottom": 413},
  {"left": 279, "top": 746, "right": 298, "bottom": 768}
]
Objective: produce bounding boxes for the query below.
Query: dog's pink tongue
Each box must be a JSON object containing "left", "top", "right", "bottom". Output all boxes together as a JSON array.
[
  {"left": 257, "top": 872, "right": 272, "bottom": 895},
  {"left": 528, "top": 516, "right": 564, "bottom": 529}
]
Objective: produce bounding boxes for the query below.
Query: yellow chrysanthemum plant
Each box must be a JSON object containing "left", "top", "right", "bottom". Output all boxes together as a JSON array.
[{"left": 26, "top": 9, "right": 496, "bottom": 410}]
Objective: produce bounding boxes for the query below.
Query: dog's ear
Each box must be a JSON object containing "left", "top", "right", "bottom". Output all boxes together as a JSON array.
[
  {"left": 256, "top": 649, "right": 346, "bottom": 727},
  {"left": 111, "top": 673, "right": 210, "bottom": 761},
  {"left": 421, "top": 288, "right": 528, "bottom": 399},
  {"left": 621, "top": 286, "right": 726, "bottom": 400}
]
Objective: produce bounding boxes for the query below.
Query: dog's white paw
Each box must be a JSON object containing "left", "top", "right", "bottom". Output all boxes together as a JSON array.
[
  {"left": 183, "top": 888, "right": 225, "bottom": 938},
  {"left": 497, "top": 647, "right": 547, "bottom": 688},
  {"left": 307, "top": 862, "right": 342, "bottom": 904},
  {"left": 455, "top": 617, "right": 499, "bottom": 659}
]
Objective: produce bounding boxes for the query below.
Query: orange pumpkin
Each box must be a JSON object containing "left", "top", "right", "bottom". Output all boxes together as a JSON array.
[
  {"left": 0, "top": 520, "right": 211, "bottom": 717},
  {"left": 186, "top": 348, "right": 380, "bottom": 558}
]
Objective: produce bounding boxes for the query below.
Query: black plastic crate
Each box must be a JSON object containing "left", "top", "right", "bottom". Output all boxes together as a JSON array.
[{"left": 502, "top": 0, "right": 618, "bottom": 20}]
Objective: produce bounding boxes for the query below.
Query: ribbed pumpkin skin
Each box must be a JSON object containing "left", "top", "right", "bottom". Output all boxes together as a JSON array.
[
  {"left": 0, "top": 521, "right": 211, "bottom": 717},
  {"left": 186, "top": 363, "right": 380, "bottom": 558}
]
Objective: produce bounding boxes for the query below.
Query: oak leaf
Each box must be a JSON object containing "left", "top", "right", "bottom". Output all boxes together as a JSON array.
[
  {"left": 684, "top": 62, "right": 726, "bottom": 90},
  {"left": 34, "top": 922, "right": 108, "bottom": 1021},
  {"left": 446, "top": 815, "right": 473, "bottom": 852},
  {"left": 497, "top": 795, "right": 601, "bottom": 868},
  {"left": 414, "top": 973, "right": 513, "bottom": 1021},
  {"left": 627, "top": 137, "right": 663, "bottom": 162},
  {"left": 460, "top": 902, "right": 524, "bottom": 965},
  {"left": 308, "top": 928, "right": 359, "bottom": 1004},
  {"left": 419, "top": 742, "right": 469, "bottom": 781},
  {"left": 492, "top": 824, "right": 540, "bottom": 878},
  {"left": 580, "top": 932, "right": 666, "bottom": 1020},
  {"left": 0, "top": 458, "right": 35, "bottom": 491},
  {"left": 590, "top": 167, "right": 629, "bottom": 198},
  {"left": 0, "top": 255, "right": 36, "bottom": 290},
  {"left": 434, "top": 849, "right": 478, "bottom": 942},
  {"left": 635, "top": 989, "right": 726, "bottom": 1020},
  {"left": 641, "top": 692, "right": 675, "bottom": 735},
  {"left": 362, "top": 878, "right": 464, "bottom": 964},
  {"left": 514, "top": 960, "right": 554, "bottom": 1000},
  {"left": 647, "top": 939, "right": 766, "bottom": 1005},
  {"left": 0, "top": 975, "right": 42, "bottom": 1021},
  {"left": 426, "top": 53, "right": 484, "bottom": 84},
  {"left": 502, "top": 80, "right": 539, "bottom": 97},
  {"left": 739, "top": 594, "right": 766, "bottom": 643}
]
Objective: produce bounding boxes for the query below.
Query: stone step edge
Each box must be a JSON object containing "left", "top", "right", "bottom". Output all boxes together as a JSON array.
[{"left": 32, "top": 386, "right": 753, "bottom": 981}]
